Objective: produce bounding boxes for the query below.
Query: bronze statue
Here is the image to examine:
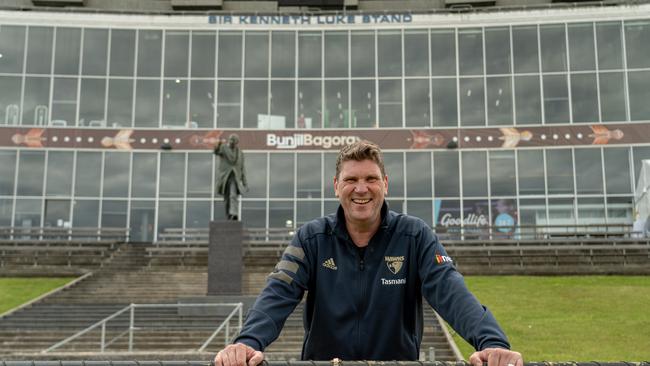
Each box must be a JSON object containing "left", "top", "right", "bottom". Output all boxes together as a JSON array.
[{"left": 214, "top": 134, "right": 247, "bottom": 221}]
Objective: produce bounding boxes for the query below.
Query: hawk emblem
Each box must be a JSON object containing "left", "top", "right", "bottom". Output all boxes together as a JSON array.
[{"left": 385, "top": 256, "right": 405, "bottom": 275}]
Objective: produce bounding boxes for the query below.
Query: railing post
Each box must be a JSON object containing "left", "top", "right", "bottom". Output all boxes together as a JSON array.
[
  {"left": 225, "top": 322, "right": 230, "bottom": 345},
  {"left": 100, "top": 322, "right": 106, "bottom": 352},
  {"left": 238, "top": 304, "right": 242, "bottom": 332},
  {"left": 128, "top": 304, "right": 135, "bottom": 352}
]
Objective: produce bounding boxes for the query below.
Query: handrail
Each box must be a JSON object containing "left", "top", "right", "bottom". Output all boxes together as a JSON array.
[
  {"left": 198, "top": 302, "right": 243, "bottom": 352},
  {"left": 42, "top": 303, "right": 244, "bottom": 354}
]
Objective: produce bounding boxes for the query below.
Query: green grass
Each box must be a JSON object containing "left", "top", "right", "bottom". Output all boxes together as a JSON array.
[
  {"left": 447, "top": 276, "right": 650, "bottom": 361},
  {"left": 0, "top": 277, "right": 74, "bottom": 314}
]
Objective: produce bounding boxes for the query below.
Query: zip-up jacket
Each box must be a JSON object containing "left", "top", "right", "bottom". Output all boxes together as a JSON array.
[{"left": 234, "top": 203, "right": 510, "bottom": 360}]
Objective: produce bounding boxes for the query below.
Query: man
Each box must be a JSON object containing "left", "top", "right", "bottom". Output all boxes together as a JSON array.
[
  {"left": 214, "top": 133, "right": 247, "bottom": 221},
  {"left": 215, "top": 140, "right": 522, "bottom": 366}
]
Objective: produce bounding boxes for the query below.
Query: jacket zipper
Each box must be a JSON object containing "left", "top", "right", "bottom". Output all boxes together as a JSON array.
[{"left": 357, "top": 250, "right": 366, "bottom": 359}]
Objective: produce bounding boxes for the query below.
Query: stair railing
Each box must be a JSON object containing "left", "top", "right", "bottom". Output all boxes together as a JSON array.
[{"left": 42, "top": 302, "right": 244, "bottom": 354}]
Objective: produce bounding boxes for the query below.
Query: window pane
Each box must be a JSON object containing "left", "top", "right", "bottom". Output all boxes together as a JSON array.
[
  {"left": 54, "top": 28, "right": 81, "bottom": 75},
  {"left": 0, "top": 151, "right": 16, "bottom": 195},
  {"left": 324, "top": 80, "right": 348, "bottom": 128},
  {"left": 17, "top": 151, "right": 45, "bottom": 196},
  {"left": 159, "top": 153, "right": 185, "bottom": 198},
  {"left": 272, "top": 31, "right": 295, "bottom": 78},
  {"left": 384, "top": 152, "right": 404, "bottom": 198},
  {"left": 351, "top": 31, "right": 374, "bottom": 77},
  {"left": 0, "top": 76, "right": 21, "bottom": 125},
  {"left": 191, "top": 31, "right": 216, "bottom": 78},
  {"left": 187, "top": 153, "right": 212, "bottom": 198},
  {"left": 242, "top": 200, "right": 265, "bottom": 228},
  {"left": 431, "top": 30, "right": 455, "bottom": 76},
  {"left": 577, "top": 197, "right": 605, "bottom": 225},
  {"left": 271, "top": 80, "right": 295, "bottom": 128},
  {"left": 297, "top": 153, "right": 321, "bottom": 198},
  {"left": 491, "top": 198, "right": 518, "bottom": 235},
  {"left": 243, "top": 80, "right": 268, "bottom": 128},
  {"left": 107, "top": 79, "right": 133, "bottom": 127},
  {"left": 324, "top": 31, "right": 347, "bottom": 78},
  {"left": 103, "top": 152, "right": 130, "bottom": 198},
  {"left": 575, "top": 148, "right": 603, "bottom": 194},
  {"left": 298, "top": 80, "right": 321, "bottom": 129},
  {"left": 190, "top": 80, "right": 214, "bottom": 128},
  {"left": 570, "top": 73, "right": 598, "bottom": 123},
  {"left": 44, "top": 199, "right": 71, "bottom": 227},
  {"left": 568, "top": 23, "right": 596, "bottom": 71},
  {"left": 404, "top": 30, "right": 428, "bottom": 77},
  {"left": 297, "top": 200, "right": 321, "bottom": 226},
  {"left": 625, "top": 20, "right": 650, "bottom": 69},
  {"left": 245, "top": 31, "right": 268, "bottom": 78},
  {"left": 137, "top": 30, "right": 162, "bottom": 77},
  {"left": 490, "top": 151, "right": 516, "bottom": 196},
  {"left": 323, "top": 152, "right": 337, "bottom": 199},
  {"left": 462, "top": 151, "right": 488, "bottom": 197},
  {"left": 543, "top": 74, "right": 569, "bottom": 124},
  {"left": 82, "top": 28, "right": 108, "bottom": 76},
  {"left": 540, "top": 24, "right": 567, "bottom": 72},
  {"left": 546, "top": 149, "right": 574, "bottom": 194},
  {"left": 406, "top": 152, "right": 432, "bottom": 197},
  {"left": 0, "top": 25, "right": 25, "bottom": 73},
  {"left": 15, "top": 198, "right": 42, "bottom": 228},
  {"left": 298, "top": 32, "right": 321, "bottom": 78},
  {"left": 378, "top": 79, "right": 401, "bottom": 127},
  {"left": 109, "top": 29, "right": 135, "bottom": 77},
  {"left": 217, "top": 80, "right": 240, "bottom": 128},
  {"left": 462, "top": 199, "right": 490, "bottom": 231},
  {"left": 599, "top": 72, "right": 626, "bottom": 122},
  {"left": 378, "top": 30, "right": 401, "bottom": 77},
  {"left": 487, "top": 76, "right": 513, "bottom": 125},
  {"left": 75, "top": 152, "right": 101, "bottom": 197},
  {"left": 131, "top": 153, "right": 157, "bottom": 198},
  {"left": 130, "top": 200, "right": 155, "bottom": 241},
  {"left": 46, "top": 151, "right": 73, "bottom": 196},
  {"left": 51, "top": 77, "right": 77, "bottom": 126},
  {"left": 22, "top": 77, "right": 50, "bottom": 126},
  {"left": 162, "top": 79, "right": 188, "bottom": 127},
  {"left": 351, "top": 80, "right": 374, "bottom": 128},
  {"left": 596, "top": 22, "right": 623, "bottom": 70},
  {"left": 607, "top": 196, "right": 633, "bottom": 224},
  {"left": 485, "top": 27, "right": 511, "bottom": 75},
  {"left": 186, "top": 201, "right": 210, "bottom": 228},
  {"left": 517, "top": 150, "right": 545, "bottom": 195},
  {"left": 324, "top": 200, "right": 338, "bottom": 216},
  {"left": 432, "top": 78, "right": 457, "bottom": 127},
  {"left": 519, "top": 198, "right": 547, "bottom": 226},
  {"left": 405, "top": 79, "right": 429, "bottom": 127},
  {"left": 548, "top": 197, "right": 575, "bottom": 225},
  {"left": 269, "top": 201, "right": 293, "bottom": 228},
  {"left": 270, "top": 154, "right": 294, "bottom": 198},
  {"left": 102, "top": 200, "right": 128, "bottom": 228},
  {"left": 157, "top": 201, "right": 183, "bottom": 233},
  {"left": 407, "top": 201, "right": 432, "bottom": 227},
  {"left": 458, "top": 28, "right": 483, "bottom": 76},
  {"left": 459, "top": 77, "right": 485, "bottom": 126},
  {"left": 435, "top": 199, "right": 460, "bottom": 230},
  {"left": 242, "top": 153, "right": 266, "bottom": 199},
  {"left": 135, "top": 79, "right": 160, "bottom": 127},
  {"left": 79, "top": 78, "right": 106, "bottom": 126},
  {"left": 434, "top": 151, "right": 459, "bottom": 197},
  {"left": 26, "top": 26, "right": 53, "bottom": 74},
  {"left": 633, "top": 146, "right": 650, "bottom": 190},
  {"left": 514, "top": 75, "right": 541, "bottom": 125},
  {"left": 165, "top": 30, "right": 189, "bottom": 77},
  {"left": 604, "top": 147, "right": 631, "bottom": 194},
  {"left": 628, "top": 70, "right": 650, "bottom": 121},
  {"left": 218, "top": 31, "right": 242, "bottom": 77},
  {"left": 72, "top": 200, "right": 99, "bottom": 227}
]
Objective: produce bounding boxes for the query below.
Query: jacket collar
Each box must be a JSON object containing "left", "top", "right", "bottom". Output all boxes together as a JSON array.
[{"left": 331, "top": 201, "right": 391, "bottom": 242}]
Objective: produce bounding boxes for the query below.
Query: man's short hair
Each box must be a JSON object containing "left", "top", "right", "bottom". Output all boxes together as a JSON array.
[{"left": 335, "top": 140, "right": 386, "bottom": 179}]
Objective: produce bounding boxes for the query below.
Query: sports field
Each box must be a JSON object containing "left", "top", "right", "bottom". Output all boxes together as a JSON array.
[
  {"left": 0, "top": 277, "right": 73, "bottom": 314},
  {"left": 451, "top": 276, "right": 650, "bottom": 361}
]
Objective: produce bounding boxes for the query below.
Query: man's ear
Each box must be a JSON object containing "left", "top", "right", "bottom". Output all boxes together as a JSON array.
[
  {"left": 384, "top": 175, "right": 389, "bottom": 195},
  {"left": 333, "top": 176, "right": 339, "bottom": 197}
]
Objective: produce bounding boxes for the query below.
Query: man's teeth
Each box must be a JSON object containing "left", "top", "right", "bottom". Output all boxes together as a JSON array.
[{"left": 352, "top": 199, "right": 370, "bottom": 204}]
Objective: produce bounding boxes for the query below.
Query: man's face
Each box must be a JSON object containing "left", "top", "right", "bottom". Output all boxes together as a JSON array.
[{"left": 334, "top": 159, "right": 388, "bottom": 229}]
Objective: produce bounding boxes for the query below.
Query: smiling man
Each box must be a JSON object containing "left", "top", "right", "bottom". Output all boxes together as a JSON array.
[{"left": 215, "top": 140, "right": 522, "bottom": 366}]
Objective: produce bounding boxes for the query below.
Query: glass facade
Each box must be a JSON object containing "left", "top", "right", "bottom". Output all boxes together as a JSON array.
[{"left": 1, "top": 9, "right": 650, "bottom": 239}]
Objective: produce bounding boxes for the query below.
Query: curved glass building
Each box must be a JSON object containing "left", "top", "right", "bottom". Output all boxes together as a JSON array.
[{"left": 1, "top": 1, "right": 649, "bottom": 241}]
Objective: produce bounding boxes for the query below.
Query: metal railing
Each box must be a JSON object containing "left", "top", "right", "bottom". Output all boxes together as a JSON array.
[{"left": 42, "top": 302, "right": 243, "bottom": 354}]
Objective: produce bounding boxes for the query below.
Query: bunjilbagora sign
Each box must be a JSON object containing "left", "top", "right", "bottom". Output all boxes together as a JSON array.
[
  {"left": 208, "top": 14, "right": 413, "bottom": 26},
  {"left": 3, "top": 123, "right": 650, "bottom": 151}
]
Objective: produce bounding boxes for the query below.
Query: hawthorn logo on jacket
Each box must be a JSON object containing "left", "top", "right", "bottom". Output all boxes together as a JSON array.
[
  {"left": 385, "top": 256, "right": 405, "bottom": 274},
  {"left": 435, "top": 254, "right": 453, "bottom": 264}
]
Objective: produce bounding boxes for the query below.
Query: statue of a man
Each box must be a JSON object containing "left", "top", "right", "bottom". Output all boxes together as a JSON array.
[{"left": 214, "top": 134, "right": 247, "bottom": 221}]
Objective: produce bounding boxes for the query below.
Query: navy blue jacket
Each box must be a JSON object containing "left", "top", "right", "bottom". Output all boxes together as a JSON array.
[{"left": 234, "top": 203, "right": 510, "bottom": 360}]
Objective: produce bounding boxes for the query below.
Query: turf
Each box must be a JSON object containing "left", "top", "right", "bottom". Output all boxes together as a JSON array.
[
  {"left": 447, "top": 276, "right": 650, "bottom": 362},
  {"left": 0, "top": 277, "right": 74, "bottom": 314}
]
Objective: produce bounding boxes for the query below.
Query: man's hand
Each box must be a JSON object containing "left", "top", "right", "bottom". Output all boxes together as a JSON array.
[
  {"left": 469, "top": 347, "right": 523, "bottom": 366},
  {"left": 214, "top": 343, "right": 264, "bottom": 366}
]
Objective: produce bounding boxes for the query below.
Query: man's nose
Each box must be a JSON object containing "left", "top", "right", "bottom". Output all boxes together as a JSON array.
[{"left": 354, "top": 181, "right": 369, "bottom": 193}]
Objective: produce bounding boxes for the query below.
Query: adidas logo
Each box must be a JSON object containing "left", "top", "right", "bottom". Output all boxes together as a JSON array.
[{"left": 322, "top": 258, "right": 338, "bottom": 270}]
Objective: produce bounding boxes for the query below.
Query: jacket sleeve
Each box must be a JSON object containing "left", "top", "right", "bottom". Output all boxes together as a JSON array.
[
  {"left": 417, "top": 227, "right": 510, "bottom": 351},
  {"left": 233, "top": 233, "right": 310, "bottom": 351}
]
